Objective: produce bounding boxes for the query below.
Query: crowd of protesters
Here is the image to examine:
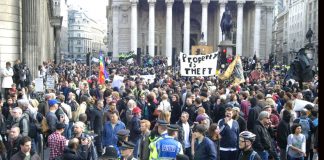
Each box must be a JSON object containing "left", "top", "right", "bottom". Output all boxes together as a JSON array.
[{"left": 0, "top": 55, "right": 319, "bottom": 160}]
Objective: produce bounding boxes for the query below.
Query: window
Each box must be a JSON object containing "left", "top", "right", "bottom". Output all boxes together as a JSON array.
[
  {"left": 78, "top": 33, "right": 80, "bottom": 37},
  {"left": 77, "top": 40, "right": 81, "bottom": 44}
]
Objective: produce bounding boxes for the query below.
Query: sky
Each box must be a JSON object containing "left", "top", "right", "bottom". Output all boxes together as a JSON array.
[{"left": 67, "top": 0, "right": 108, "bottom": 27}]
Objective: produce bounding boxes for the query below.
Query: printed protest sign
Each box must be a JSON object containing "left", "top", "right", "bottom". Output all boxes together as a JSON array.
[
  {"left": 46, "top": 76, "right": 55, "bottom": 90},
  {"left": 180, "top": 52, "right": 218, "bottom": 76}
]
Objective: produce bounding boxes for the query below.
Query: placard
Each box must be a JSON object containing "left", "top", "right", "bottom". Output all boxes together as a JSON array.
[
  {"left": 180, "top": 52, "right": 218, "bottom": 76},
  {"left": 46, "top": 76, "right": 55, "bottom": 90},
  {"left": 34, "top": 78, "right": 44, "bottom": 92}
]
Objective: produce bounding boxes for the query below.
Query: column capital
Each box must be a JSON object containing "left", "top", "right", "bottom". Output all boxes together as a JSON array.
[
  {"left": 266, "top": 6, "right": 274, "bottom": 11},
  {"left": 130, "top": 0, "right": 139, "bottom": 3},
  {"left": 237, "top": 0, "right": 246, "bottom": 7},
  {"left": 112, "top": 4, "right": 120, "bottom": 10},
  {"left": 201, "top": 0, "right": 210, "bottom": 5},
  {"left": 183, "top": 0, "right": 192, "bottom": 4},
  {"left": 219, "top": 0, "right": 228, "bottom": 5},
  {"left": 255, "top": 0, "right": 263, "bottom": 6},
  {"left": 148, "top": 0, "right": 156, "bottom": 4}
]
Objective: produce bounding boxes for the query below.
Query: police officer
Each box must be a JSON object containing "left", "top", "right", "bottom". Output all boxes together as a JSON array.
[
  {"left": 148, "top": 120, "right": 169, "bottom": 159},
  {"left": 120, "top": 141, "right": 137, "bottom": 160},
  {"left": 150, "top": 124, "right": 183, "bottom": 159},
  {"left": 113, "top": 129, "right": 130, "bottom": 159},
  {"left": 238, "top": 131, "right": 262, "bottom": 160}
]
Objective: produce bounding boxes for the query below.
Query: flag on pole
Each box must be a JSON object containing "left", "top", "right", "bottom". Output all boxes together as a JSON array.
[{"left": 98, "top": 51, "right": 109, "bottom": 84}]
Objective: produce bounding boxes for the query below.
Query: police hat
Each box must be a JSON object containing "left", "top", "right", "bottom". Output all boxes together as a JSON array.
[
  {"left": 167, "top": 124, "right": 179, "bottom": 131},
  {"left": 117, "top": 129, "right": 130, "bottom": 137},
  {"left": 103, "top": 145, "right": 118, "bottom": 158},
  {"left": 119, "top": 141, "right": 135, "bottom": 150},
  {"left": 156, "top": 119, "right": 168, "bottom": 126}
]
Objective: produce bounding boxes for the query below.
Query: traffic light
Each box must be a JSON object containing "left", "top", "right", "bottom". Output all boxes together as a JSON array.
[
  {"left": 86, "top": 52, "right": 91, "bottom": 66},
  {"left": 223, "top": 48, "right": 227, "bottom": 54},
  {"left": 220, "top": 47, "right": 227, "bottom": 64}
]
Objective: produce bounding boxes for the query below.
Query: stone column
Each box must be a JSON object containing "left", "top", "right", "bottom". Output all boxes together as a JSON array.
[
  {"left": 130, "top": 0, "right": 138, "bottom": 55},
  {"left": 165, "top": 0, "right": 174, "bottom": 66},
  {"left": 218, "top": 0, "right": 227, "bottom": 43},
  {"left": 201, "top": 0, "right": 210, "bottom": 43},
  {"left": 236, "top": 0, "right": 245, "bottom": 56},
  {"left": 0, "top": 0, "right": 21, "bottom": 67},
  {"left": 22, "top": 0, "right": 40, "bottom": 78},
  {"left": 112, "top": 4, "right": 119, "bottom": 60},
  {"left": 254, "top": 0, "right": 262, "bottom": 58},
  {"left": 148, "top": 0, "right": 156, "bottom": 57},
  {"left": 55, "top": 28, "right": 61, "bottom": 64},
  {"left": 183, "top": 0, "right": 192, "bottom": 54}
]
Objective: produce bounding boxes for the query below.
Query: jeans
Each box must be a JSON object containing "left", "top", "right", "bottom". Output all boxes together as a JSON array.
[
  {"left": 280, "top": 147, "right": 287, "bottom": 160},
  {"left": 287, "top": 155, "right": 304, "bottom": 160},
  {"left": 257, "top": 150, "right": 269, "bottom": 160},
  {"left": 132, "top": 138, "right": 141, "bottom": 158},
  {"left": 184, "top": 147, "right": 193, "bottom": 160},
  {"left": 219, "top": 150, "right": 238, "bottom": 160},
  {"left": 65, "top": 121, "right": 73, "bottom": 139}
]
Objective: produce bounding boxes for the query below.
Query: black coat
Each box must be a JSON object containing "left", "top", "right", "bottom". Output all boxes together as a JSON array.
[
  {"left": 247, "top": 105, "right": 262, "bottom": 131},
  {"left": 277, "top": 119, "right": 291, "bottom": 148},
  {"left": 236, "top": 116, "right": 247, "bottom": 133},
  {"left": 183, "top": 104, "right": 196, "bottom": 123},
  {"left": 202, "top": 100, "right": 212, "bottom": 116},
  {"left": 129, "top": 116, "right": 141, "bottom": 142},
  {"left": 62, "top": 147, "right": 86, "bottom": 160},
  {"left": 89, "top": 107, "right": 103, "bottom": 133},
  {"left": 170, "top": 101, "right": 182, "bottom": 124},
  {"left": 252, "top": 121, "right": 272, "bottom": 152}
]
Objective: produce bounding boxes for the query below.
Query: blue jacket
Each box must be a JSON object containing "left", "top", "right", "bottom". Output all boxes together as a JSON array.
[
  {"left": 218, "top": 119, "right": 240, "bottom": 149},
  {"left": 155, "top": 136, "right": 183, "bottom": 159},
  {"left": 102, "top": 121, "right": 126, "bottom": 146},
  {"left": 194, "top": 137, "right": 217, "bottom": 160}
]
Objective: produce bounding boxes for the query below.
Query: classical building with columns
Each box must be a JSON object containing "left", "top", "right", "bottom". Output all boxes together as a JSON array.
[
  {"left": 107, "top": 0, "right": 274, "bottom": 65},
  {"left": 0, "top": 0, "right": 62, "bottom": 79}
]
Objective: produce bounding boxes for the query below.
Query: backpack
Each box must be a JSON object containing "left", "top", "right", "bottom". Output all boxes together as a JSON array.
[
  {"left": 19, "top": 113, "right": 38, "bottom": 138},
  {"left": 249, "top": 150, "right": 257, "bottom": 160},
  {"left": 297, "top": 118, "right": 311, "bottom": 139},
  {"left": 41, "top": 115, "right": 49, "bottom": 134}
]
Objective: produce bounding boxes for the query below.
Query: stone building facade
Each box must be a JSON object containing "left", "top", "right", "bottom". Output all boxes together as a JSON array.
[
  {"left": 68, "top": 7, "right": 106, "bottom": 55},
  {"left": 107, "top": 0, "right": 274, "bottom": 65},
  {"left": 0, "top": 0, "right": 61, "bottom": 78}
]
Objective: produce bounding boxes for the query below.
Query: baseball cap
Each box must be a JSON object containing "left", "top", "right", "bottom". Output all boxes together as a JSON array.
[{"left": 48, "top": 99, "right": 60, "bottom": 106}]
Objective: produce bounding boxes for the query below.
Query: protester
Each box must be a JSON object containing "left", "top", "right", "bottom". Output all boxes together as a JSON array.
[
  {"left": 48, "top": 123, "right": 67, "bottom": 160},
  {"left": 192, "top": 124, "right": 217, "bottom": 160},
  {"left": 10, "top": 136, "right": 41, "bottom": 160},
  {"left": 238, "top": 131, "right": 262, "bottom": 160},
  {"left": 0, "top": 55, "right": 317, "bottom": 160},
  {"left": 218, "top": 107, "right": 240, "bottom": 160}
]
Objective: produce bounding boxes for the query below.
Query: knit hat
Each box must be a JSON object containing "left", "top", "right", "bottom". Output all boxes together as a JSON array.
[
  {"left": 195, "top": 114, "right": 207, "bottom": 123},
  {"left": 132, "top": 107, "right": 142, "bottom": 114}
]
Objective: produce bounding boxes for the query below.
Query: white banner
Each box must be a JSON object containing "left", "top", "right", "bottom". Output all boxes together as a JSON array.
[{"left": 180, "top": 52, "right": 218, "bottom": 76}]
